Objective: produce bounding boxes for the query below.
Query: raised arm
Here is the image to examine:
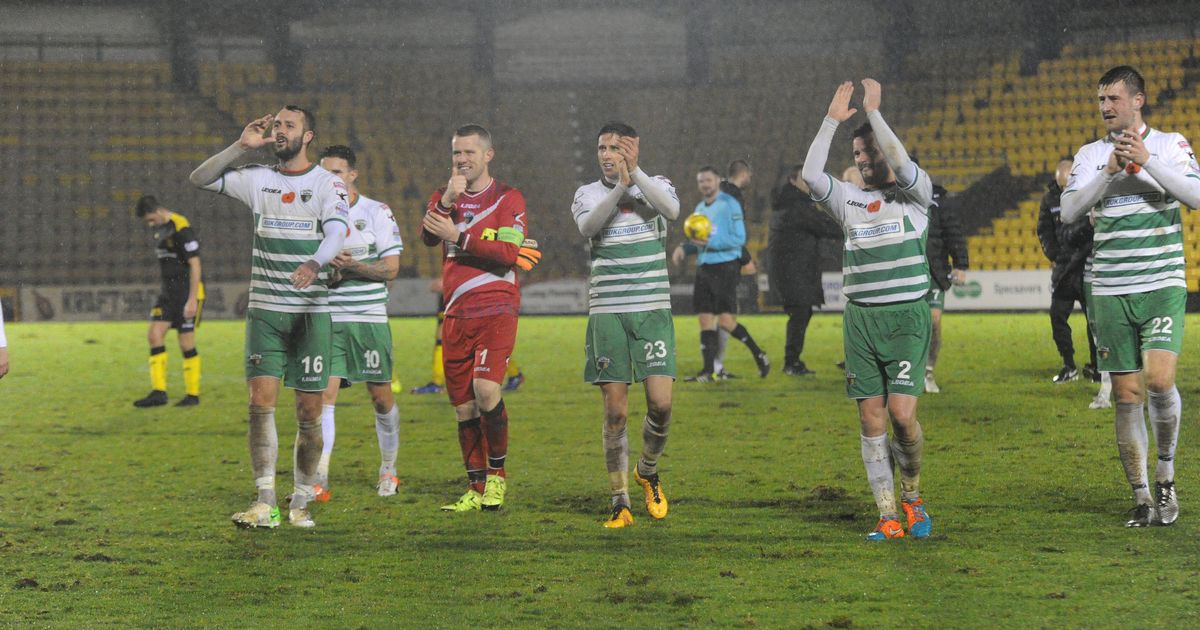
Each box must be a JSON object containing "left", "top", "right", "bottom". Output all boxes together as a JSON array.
[
  {"left": 616, "top": 135, "right": 679, "bottom": 220},
  {"left": 189, "top": 115, "right": 273, "bottom": 187},
  {"left": 630, "top": 168, "right": 680, "bottom": 220},
  {"left": 1129, "top": 132, "right": 1200, "bottom": 209},
  {"left": 802, "top": 82, "right": 856, "bottom": 204},
  {"left": 861, "top": 79, "right": 931, "bottom": 209},
  {"left": 572, "top": 183, "right": 626, "bottom": 238},
  {"left": 861, "top": 80, "right": 915, "bottom": 185},
  {"left": 1060, "top": 150, "right": 1118, "bottom": 224},
  {"left": 803, "top": 82, "right": 858, "bottom": 224}
]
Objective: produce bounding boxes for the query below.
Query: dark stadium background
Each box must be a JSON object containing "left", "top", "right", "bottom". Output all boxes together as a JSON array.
[{"left": 3, "top": 0, "right": 1200, "bottom": 318}]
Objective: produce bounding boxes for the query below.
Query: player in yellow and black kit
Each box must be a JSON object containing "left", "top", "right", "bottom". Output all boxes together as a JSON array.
[{"left": 133, "top": 195, "right": 204, "bottom": 407}]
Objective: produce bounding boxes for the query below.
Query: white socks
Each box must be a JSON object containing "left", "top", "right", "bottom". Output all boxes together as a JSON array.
[
  {"left": 317, "top": 404, "right": 336, "bottom": 482},
  {"left": 890, "top": 423, "right": 924, "bottom": 502},
  {"left": 249, "top": 405, "right": 278, "bottom": 506},
  {"left": 714, "top": 328, "right": 729, "bottom": 373},
  {"left": 604, "top": 425, "right": 630, "bottom": 507},
  {"left": 861, "top": 434, "right": 897, "bottom": 519},
  {"left": 376, "top": 405, "right": 400, "bottom": 476},
  {"left": 1148, "top": 387, "right": 1181, "bottom": 483},
  {"left": 1115, "top": 402, "right": 1152, "bottom": 504}
]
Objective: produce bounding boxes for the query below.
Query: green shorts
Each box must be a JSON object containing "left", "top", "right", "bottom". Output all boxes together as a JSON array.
[
  {"left": 584, "top": 309, "right": 677, "bottom": 384},
  {"left": 1092, "top": 286, "right": 1186, "bottom": 372},
  {"left": 244, "top": 307, "right": 332, "bottom": 391},
  {"left": 926, "top": 287, "right": 945, "bottom": 310},
  {"left": 843, "top": 299, "right": 931, "bottom": 399},
  {"left": 330, "top": 321, "right": 393, "bottom": 384}
]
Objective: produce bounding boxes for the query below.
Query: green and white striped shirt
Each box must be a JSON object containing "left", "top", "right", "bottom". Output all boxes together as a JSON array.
[
  {"left": 812, "top": 171, "right": 933, "bottom": 304},
  {"left": 329, "top": 194, "right": 403, "bottom": 324},
  {"left": 204, "top": 163, "right": 350, "bottom": 313},
  {"left": 1064, "top": 127, "right": 1197, "bottom": 296},
  {"left": 573, "top": 175, "right": 679, "bottom": 315}
]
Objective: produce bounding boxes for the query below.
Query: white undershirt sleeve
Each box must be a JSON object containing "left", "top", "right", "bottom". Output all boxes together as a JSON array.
[
  {"left": 630, "top": 168, "right": 680, "bottom": 220},
  {"left": 311, "top": 226, "right": 346, "bottom": 267},
  {"left": 866, "top": 110, "right": 917, "bottom": 186},
  {"left": 190, "top": 143, "right": 247, "bottom": 187},
  {"left": 1143, "top": 154, "right": 1200, "bottom": 209},
  {"left": 572, "top": 183, "right": 626, "bottom": 238},
  {"left": 1060, "top": 160, "right": 1113, "bottom": 225},
  {"left": 802, "top": 116, "right": 839, "bottom": 202}
]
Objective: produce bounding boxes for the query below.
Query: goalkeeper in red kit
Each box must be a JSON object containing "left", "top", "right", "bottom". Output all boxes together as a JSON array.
[{"left": 422, "top": 124, "right": 540, "bottom": 512}]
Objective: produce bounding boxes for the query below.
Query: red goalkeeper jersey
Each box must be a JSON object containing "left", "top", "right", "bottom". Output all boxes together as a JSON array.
[{"left": 422, "top": 179, "right": 526, "bottom": 318}]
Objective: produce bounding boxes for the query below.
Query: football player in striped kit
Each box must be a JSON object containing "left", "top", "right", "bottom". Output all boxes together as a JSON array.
[
  {"left": 1060, "top": 66, "right": 1200, "bottom": 527},
  {"left": 316, "top": 145, "right": 403, "bottom": 502},
  {"left": 803, "top": 80, "right": 935, "bottom": 541},
  {"left": 191, "top": 105, "right": 350, "bottom": 529},
  {"left": 572, "top": 122, "right": 680, "bottom": 528}
]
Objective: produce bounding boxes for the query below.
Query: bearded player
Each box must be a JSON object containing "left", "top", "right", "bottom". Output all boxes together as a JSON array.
[
  {"left": 190, "top": 106, "right": 349, "bottom": 529},
  {"left": 421, "top": 124, "right": 540, "bottom": 512},
  {"left": 802, "top": 80, "right": 934, "bottom": 541}
]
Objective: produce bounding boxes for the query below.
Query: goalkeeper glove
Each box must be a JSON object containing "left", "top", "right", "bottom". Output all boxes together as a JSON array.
[{"left": 516, "top": 238, "right": 541, "bottom": 272}]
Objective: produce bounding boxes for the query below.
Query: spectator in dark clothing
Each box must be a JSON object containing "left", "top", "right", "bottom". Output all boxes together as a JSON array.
[
  {"left": 768, "top": 164, "right": 842, "bottom": 375},
  {"left": 922, "top": 183, "right": 969, "bottom": 393},
  {"left": 1037, "top": 157, "right": 1097, "bottom": 384},
  {"left": 721, "top": 160, "right": 752, "bottom": 217}
]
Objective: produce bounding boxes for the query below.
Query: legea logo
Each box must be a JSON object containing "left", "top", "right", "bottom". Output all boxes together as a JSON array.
[{"left": 952, "top": 281, "right": 982, "bottom": 298}]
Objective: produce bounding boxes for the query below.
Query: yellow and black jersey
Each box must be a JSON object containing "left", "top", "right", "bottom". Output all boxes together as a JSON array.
[{"left": 154, "top": 212, "right": 201, "bottom": 294}]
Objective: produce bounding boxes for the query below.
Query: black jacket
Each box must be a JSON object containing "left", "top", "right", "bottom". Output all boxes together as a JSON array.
[
  {"left": 720, "top": 180, "right": 745, "bottom": 208},
  {"left": 767, "top": 182, "right": 842, "bottom": 307},
  {"left": 926, "top": 185, "right": 969, "bottom": 291},
  {"left": 1037, "top": 179, "right": 1091, "bottom": 293}
]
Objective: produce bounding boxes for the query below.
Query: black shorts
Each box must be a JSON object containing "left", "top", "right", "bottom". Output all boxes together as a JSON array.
[
  {"left": 693, "top": 260, "right": 741, "bottom": 314},
  {"left": 151, "top": 290, "right": 202, "bottom": 333}
]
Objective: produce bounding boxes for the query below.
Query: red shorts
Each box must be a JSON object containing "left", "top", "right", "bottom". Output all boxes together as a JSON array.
[{"left": 441, "top": 314, "right": 518, "bottom": 406}]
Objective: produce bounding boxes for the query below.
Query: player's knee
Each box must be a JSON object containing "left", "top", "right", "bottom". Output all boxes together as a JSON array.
[
  {"left": 1145, "top": 375, "right": 1174, "bottom": 396},
  {"left": 646, "top": 399, "right": 672, "bottom": 422},
  {"left": 295, "top": 400, "right": 323, "bottom": 425},
  {"left": 888, "top": 405, "right": 918, "bottom": 428},
  {"left": 890, "top": 412, "right": 917, "bottom": 428},
  {"left": 604, "top": 408, "right": 627, "bottom": 429},
  {"left": 473, "top": 380, "right": 501, "bottom": 407},
  {"left": 371, "top": 393, "right": 394, "bottom": 414},
  {"left": 891, "top": 416, "right": 920, "bottom": 441},
  {"left": 1112, "top": 376, "right": 1143, "bottom": 404}
]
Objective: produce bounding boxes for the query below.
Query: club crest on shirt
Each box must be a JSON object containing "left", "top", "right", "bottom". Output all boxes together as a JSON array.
[
  {"left": 302, "top": 189, "right": 315, "bottom": 203},
  {"left": 463, "top": 211, "right": 475, "bottom": 224},
  {"left": 355, "top": 219, "right": 367, "bottom": 231}
]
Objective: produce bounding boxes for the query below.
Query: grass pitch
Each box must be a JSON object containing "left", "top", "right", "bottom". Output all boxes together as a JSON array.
[{"left": 2, "top": 313, "right": 1199, "bottom": 627}]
